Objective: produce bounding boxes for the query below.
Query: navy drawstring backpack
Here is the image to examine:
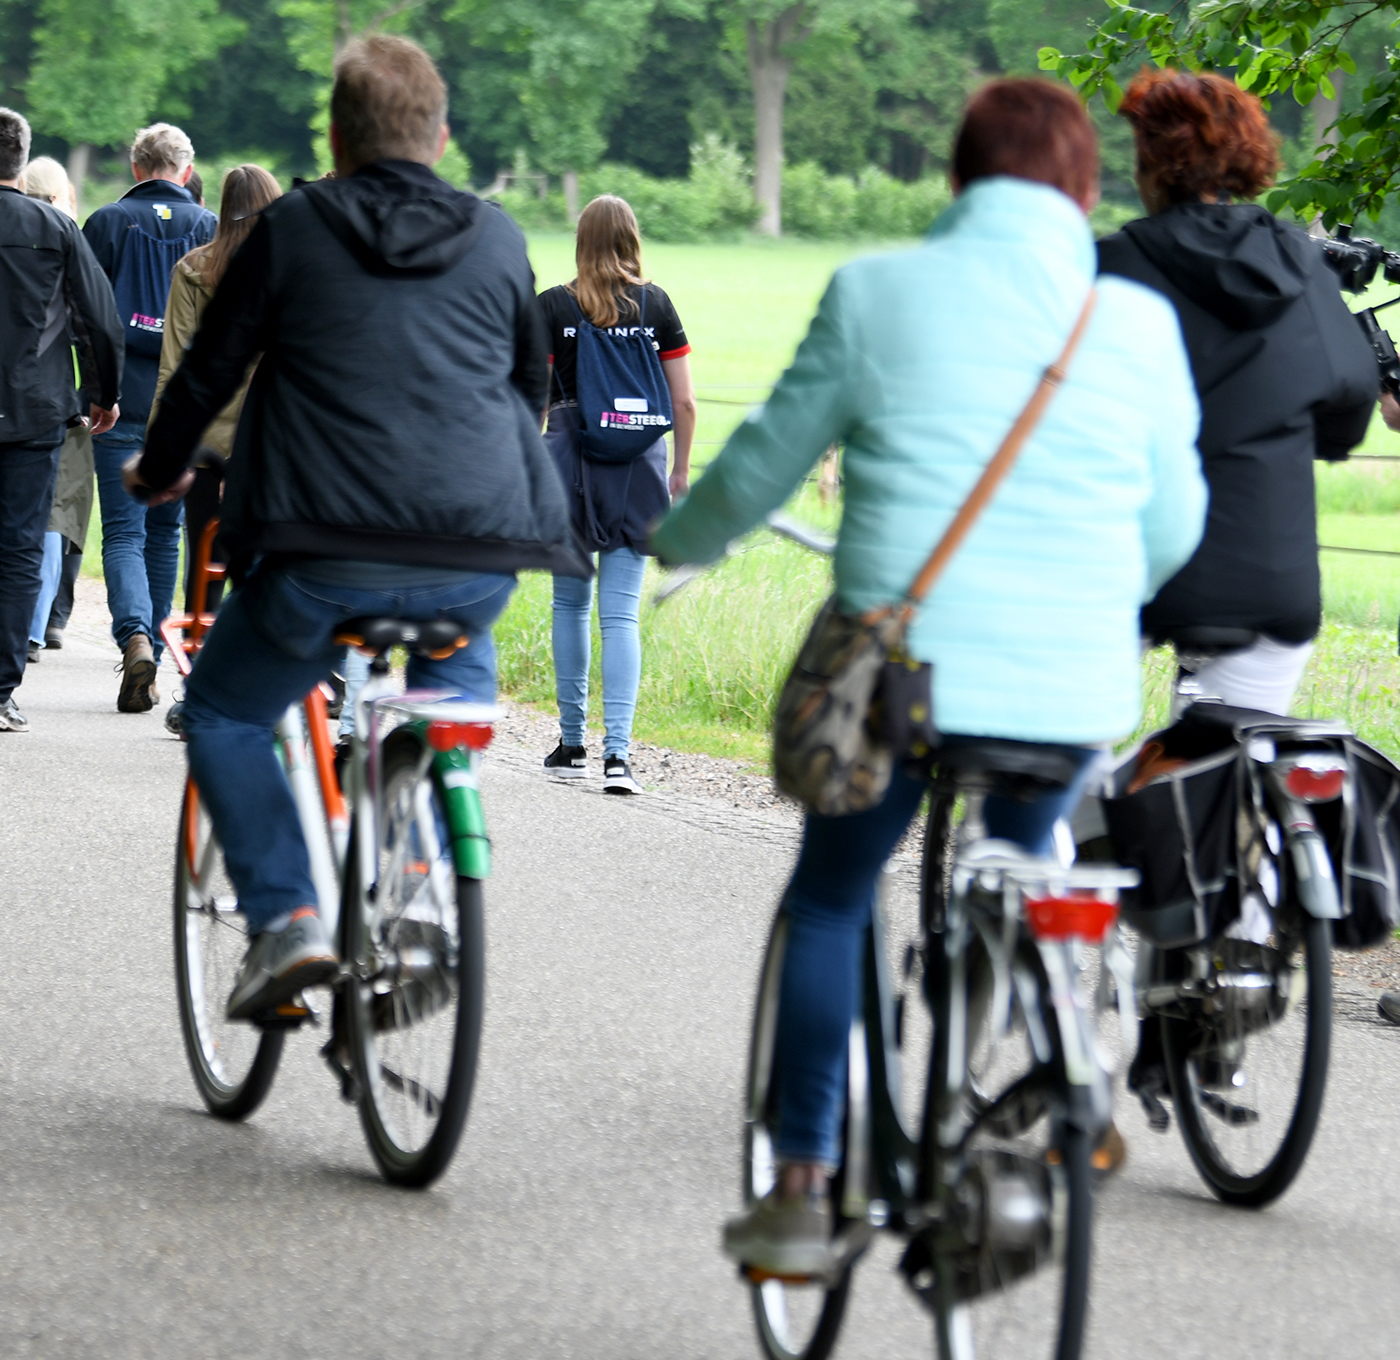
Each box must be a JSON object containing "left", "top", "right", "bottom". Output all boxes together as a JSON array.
[
  {"left": 110, "top": 204, "right": 203, "bottom": 361},
  {"left": 569, "top": 290, "right": 673, "bottom": 464}
]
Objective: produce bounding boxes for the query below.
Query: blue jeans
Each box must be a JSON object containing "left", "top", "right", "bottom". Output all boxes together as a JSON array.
[
  {"left": 29, "top": 531, "right": 63, "bottom": 645},
  {"left": 93, "top": 419, "right": 183, "bottom": 662},
  {"left": 182, "top": 563, "right": 515, "bottom": 932},
  {"left": 0, "top": 428, "right": 63, "bottom": 702},
  {"left": 774, "top": 747, "right": 1098, "bottom": 1166},
  {"left": 552, "top": 545, "right": 647, "bottom": 758}
]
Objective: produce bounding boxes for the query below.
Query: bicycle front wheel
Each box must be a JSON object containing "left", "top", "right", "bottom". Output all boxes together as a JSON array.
[
  {"left": 173, "top": 781, "right": 284, "bottom": 1119},
  {"left": 744, "top": 913, "right": 854, "bottom": 1360},
  {"left": 346, "top": 733, "right": 484, "bottom": 1187},
  {"left": 1163, "top": 912, "right": 1331, "bottom": 1207}
]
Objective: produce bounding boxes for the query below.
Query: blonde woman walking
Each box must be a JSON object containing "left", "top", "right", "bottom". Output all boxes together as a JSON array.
[{"left": 538, "top": 195, "right": 696, "bottom": 792}]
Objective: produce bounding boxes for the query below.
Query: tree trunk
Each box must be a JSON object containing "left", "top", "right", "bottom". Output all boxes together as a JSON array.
[
  {"left": 563, "top": 168, "right": 579, "bottom": 224},
  {"left": 747, "top": 6, "right": 809, "bottom": 238},
  {"left": 67, "top": 143, "right": 90, "bottom": 218},
  {"left": 1312, "top": 70, "right": 1345, "bottom": 151}
]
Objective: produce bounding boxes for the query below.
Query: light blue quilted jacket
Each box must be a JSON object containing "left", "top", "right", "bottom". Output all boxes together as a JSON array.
[{"left": 653, "top": 177, "right": 1207, "bottom": 746}]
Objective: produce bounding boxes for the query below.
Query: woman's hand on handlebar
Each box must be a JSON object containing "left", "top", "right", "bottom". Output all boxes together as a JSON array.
[
  {"left": 1382, "top": 391, "right": 1400, "bottom": 433},
  {"left": 121, "top": 451, "right": 195, "bottom": 506}
]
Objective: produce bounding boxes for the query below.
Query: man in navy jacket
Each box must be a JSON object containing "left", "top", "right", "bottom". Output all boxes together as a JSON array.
[
  {"left": 83, "top": 122, "right": 214, "bottom": 713},
  {"left": 0, "top": 108, "right": 122, "bottom": 734}
]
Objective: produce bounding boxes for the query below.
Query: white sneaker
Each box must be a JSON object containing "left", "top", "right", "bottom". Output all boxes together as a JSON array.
[{"left": 603, "top": 757, "right": 642, "bottom": 795}]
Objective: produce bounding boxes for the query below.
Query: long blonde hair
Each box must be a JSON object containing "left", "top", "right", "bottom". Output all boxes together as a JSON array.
[
  {"left": 185, "top": 164, "right": 282, "bottom": 291},
  {"left": 570, "top": 195, "right": 646, "bottom": 328}
]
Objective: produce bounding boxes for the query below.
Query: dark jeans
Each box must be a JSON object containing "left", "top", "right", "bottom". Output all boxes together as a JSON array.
[
  {"left": 182, "top": 563, "right": 515, "bottom": 932},
  {"left": 93, "top": 418, "right": 182, "bottom": 662},
  {"left": 0, "top": 428, "right": 63, "bottom": 703},
  {"left": 774, "top": 745, "right": 1098, "bottom": 1166},
  {"left": 47, "top": 542, "right": 82, "bottom": 633}
]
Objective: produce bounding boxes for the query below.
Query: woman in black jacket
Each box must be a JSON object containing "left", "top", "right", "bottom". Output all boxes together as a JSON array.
[{"left": 1099, "top": 69, "right": 1376, "bottom": 712}]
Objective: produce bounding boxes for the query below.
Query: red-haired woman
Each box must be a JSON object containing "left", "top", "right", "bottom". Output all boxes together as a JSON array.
[
  {"left": 1100, "top": 70, "right": 1376, "bottom": 1115},
  {"left": 1101, "top": 70, "right": 1374, "bottom": 710}
]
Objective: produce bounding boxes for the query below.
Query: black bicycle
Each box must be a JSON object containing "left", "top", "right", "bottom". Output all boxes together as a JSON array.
[
  {"left": 1085, "top": 626, "right": 1344, "bottom": 1208},
  {"left": 740, "top": 743, "right": 1137, "bottom": 1360}
]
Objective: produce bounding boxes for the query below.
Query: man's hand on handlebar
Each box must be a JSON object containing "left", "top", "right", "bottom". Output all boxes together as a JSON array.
[
  {"left": 122, "top": 451, "right": 195, "bottom": 506},
  {"left": 87, "top": 403, "right": 119, "bottom": 437}
]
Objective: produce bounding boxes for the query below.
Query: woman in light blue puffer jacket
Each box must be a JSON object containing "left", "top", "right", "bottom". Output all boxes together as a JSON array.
[{"left": 652, "top": 79, "right": 1207, "bottom": 1274}]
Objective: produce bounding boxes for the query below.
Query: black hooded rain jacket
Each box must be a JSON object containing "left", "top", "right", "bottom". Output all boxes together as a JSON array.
[
  {"left": 1098, "top": 203, "right": 1377, "bottom": 644},
  {"left": 142, "top": 159, "right": 587, "bottom": 580}
]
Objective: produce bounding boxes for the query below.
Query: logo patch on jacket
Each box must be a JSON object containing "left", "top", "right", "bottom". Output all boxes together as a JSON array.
[{"left": 151, "top": 204, "right": 172, "bottom": 221}]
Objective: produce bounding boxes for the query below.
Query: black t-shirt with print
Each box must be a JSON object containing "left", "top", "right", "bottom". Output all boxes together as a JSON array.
[{"left": 539, "top": 282, "right": 690, "bottom": 403}]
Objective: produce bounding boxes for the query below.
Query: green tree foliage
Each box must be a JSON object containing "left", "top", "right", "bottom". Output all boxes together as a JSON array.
[
  {"left": 26, "top": 0, "right": 242, "bottom": 150},
  {"left": 1040, "top": 0, "right": 1400, "bottom": 229}
]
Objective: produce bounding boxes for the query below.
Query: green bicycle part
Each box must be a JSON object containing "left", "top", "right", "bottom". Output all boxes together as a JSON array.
[{"left": 429, "top": 741, "right": 491, "bottom": 880}]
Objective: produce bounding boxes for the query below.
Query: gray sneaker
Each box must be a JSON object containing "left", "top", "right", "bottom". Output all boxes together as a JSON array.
[
  {"left": 0, "top": 697, "right": 28, "bottom": 733},
  {"left": 227, "top": 908, "right": 339, "bottom": 1020},
  {"left": 722, "top": 1190, "right": 838, "bottom": 1277},
  {"left": 1379, "top": 992, "right": 1400, "bottom": 1025}
]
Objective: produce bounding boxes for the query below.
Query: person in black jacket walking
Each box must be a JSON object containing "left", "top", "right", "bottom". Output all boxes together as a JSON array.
[
  {"left": 0, "top": 108, "right": 122, "bottom": 733},
  {"left": 1098, "top": 70, "right": 1376, "bottom": 713},
  {"left": 136, "top": 34, "right": 585, "bottom": 1021},
  {"left": 84, "top": 122, "right": 216, "bottom": 714}
]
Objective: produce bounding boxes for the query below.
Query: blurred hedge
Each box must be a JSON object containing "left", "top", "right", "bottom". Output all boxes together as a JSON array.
[{"left": 490, "top": 138, "right": 950, "bottom": 243}]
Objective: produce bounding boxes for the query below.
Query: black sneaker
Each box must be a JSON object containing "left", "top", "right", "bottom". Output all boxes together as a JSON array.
[
  {"left": 44, "top": 626, "right": 63, "bottom": 650},
  {"left": 543, "top": 742, "right": 588, "bottom": 779},
  {"left": 165, "top": 700, "right": 186, "bottom": 739},
  {"left": 0, "top": 697, "right": 28, "bottom": 733},
  {"left": 603, "top": 756, "right": 643, "bottom": 795},
  {"left": 1379, "top": 992, "right": 1400, "bottom": 1025},
  {"left": 26, "top": 641, "right": 40, "bottom": 664}
]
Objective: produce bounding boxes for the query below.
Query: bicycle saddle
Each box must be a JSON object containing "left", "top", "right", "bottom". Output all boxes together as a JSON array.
[
  {"left": 335, "top": 616, "right": 468, "bottom": 658},
  {"left": 934, "top": 739, "right": 1084, "bottom": 789},
  {"left": 1158, "top": 625, "right": 1259, "bottom": 655}
]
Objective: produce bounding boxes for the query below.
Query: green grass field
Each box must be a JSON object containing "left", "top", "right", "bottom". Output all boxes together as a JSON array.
[{"left": 79, "top": 235, "right": 1400, "bottom": 768}]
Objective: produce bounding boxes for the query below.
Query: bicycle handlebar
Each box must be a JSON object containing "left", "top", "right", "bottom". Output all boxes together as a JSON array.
[{"left": 651, "top": 510, "right": 836, "bottom": 606}]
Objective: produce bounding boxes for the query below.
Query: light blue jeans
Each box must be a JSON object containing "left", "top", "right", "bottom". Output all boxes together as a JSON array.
[
  {"left": 29, "top": 531, "right": 63, "bottom": 646},
  {"left": 93, "top": 419, "right": 183, "bottom": 662},
  {"left": 551, "top": 545, "right": 647, "bottom": 759}
]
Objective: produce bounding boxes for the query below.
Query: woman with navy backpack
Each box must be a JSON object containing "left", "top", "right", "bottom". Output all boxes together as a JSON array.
[{"left": 538, "top": 194, "right": 696, "bottom": 793}]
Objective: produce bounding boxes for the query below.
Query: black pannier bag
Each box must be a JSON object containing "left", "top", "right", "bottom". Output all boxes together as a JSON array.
[
  {"left": 1097, "top": 711, "right": 1400, "bottom": 951},
  {"left": 1315, "top": 738, "right": 1400, "bottom": 949},
  {"left": 1099, "top": 722, "right": 1242, "bottom": 948}
]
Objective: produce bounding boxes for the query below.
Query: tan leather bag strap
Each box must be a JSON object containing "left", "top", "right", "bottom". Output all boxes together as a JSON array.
[{"left": 901, "top": 289, "right": 1098, "bottom": 610}]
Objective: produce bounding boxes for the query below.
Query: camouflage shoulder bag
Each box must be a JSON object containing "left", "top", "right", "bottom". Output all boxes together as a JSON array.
[{"left": 773, "top": 291, "right": 1097, "bottom": 816}]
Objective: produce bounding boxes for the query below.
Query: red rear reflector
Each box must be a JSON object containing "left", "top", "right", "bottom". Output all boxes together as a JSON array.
[
  {"left": 1025, "top": 895, "right": 1119, "bottom": 944},
  {"left": 1285, "top": 766, "right": 1345, "bottom": 802},
  {"left": 427, "top": 721, "right": 494, "bottom": 752}
]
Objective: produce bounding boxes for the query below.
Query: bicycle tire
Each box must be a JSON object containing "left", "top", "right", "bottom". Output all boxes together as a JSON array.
[
  {"left": 1163, "top": 912, "right": 1331, "bottom": 1207},
  {"left": 745, "top": 913, "right": 854, "bottom": 1360},
  {"left": 173, "top": 783, "right": 285, "bottom": 1120},
  {"left": 345, "top": 735, "right": 484, "bottom": 1188}
]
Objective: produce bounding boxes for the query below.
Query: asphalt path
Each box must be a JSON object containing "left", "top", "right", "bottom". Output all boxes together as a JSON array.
[{"left": 3, "top": 589, "right": 1400, "bottom": 1358}]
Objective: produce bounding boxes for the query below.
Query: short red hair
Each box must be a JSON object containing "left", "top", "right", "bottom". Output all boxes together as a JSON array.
[
  {"left": 952, "top": 78, "right": 1099, "bottom": 206},
  {"left": 1119, "top": 69, "right": 1279, "bottom": 202}
]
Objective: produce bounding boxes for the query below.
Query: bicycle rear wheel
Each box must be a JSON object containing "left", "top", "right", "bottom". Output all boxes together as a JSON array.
[
  {"left": 1162, "top": 912, "right": 1331, "bottom": 1207},
  {"left": 173, "top": 781, "right": 284, "bottom": 1119},
  {"left": 915, "top": 797, "right": 1094, "bottom": 1360},
  {"left": 346, "top": 733, "right": 484, "bottom": 1187},
  {"left": 745, "top": 914, "right": 854, "bottom": 1360}
]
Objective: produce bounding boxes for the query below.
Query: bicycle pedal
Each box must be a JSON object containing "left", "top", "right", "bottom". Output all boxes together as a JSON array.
[
  {"left": 1199, "top": 1091, "right": 1259, "bottom": 1126},
  {"left": 252, "top": 1001, "right": 311, "bottom": 1031}
]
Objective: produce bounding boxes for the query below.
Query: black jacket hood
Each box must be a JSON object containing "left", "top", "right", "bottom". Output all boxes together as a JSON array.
[
  {"left": 301, "top": 159, "right": 483, "bottom": 274},
  {"left": 1121, "top": 202, "right": 1315, "bottom": 330}
]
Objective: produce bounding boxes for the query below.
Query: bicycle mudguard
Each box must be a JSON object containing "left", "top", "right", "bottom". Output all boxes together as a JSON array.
[{"left": 432, "top": 747, "right": 491, "bottom": 879}]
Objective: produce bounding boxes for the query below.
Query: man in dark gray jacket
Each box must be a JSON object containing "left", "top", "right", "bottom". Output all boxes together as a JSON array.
[
  {"left": 136, "top": 35, "right": 584, "bottom": 1020},
  {"left": 0, "top": 108, "right": 122, "bottom": 733}
]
